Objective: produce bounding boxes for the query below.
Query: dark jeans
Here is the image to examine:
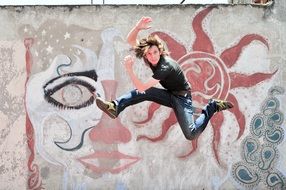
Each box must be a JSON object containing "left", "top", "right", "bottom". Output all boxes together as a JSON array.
[{"left": 114, "top": 87, "right": 217, "bottom": 140}]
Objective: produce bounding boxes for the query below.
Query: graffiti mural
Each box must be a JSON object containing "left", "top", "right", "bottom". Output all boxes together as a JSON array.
[
  {"left": 17, "top": 6, "right": 284, "bottom": 190},
  {"left": 232, "top": 86, "right": 285, "bottom": 189}
]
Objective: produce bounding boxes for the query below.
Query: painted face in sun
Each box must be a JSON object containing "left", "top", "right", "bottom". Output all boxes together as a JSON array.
[{"left": 144, "top": 45, "right": 162, "bottom": 66}]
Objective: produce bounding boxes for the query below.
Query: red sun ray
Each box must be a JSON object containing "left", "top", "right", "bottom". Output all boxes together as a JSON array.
[
  {"left": 178, "top": 139, "right": 199, "bottom": 159},
  {"left": 133, "top": 102, "right": 160, "bottom": 125},
  {"left": 220, "top": 34, "right": 269, "bottom": 68},
  {"left": 229, "top": 70, "right": 277, "bottom": 89},
  {"left": 151, "top": 31, "right": 187, "bottom": 61},
  {"left": 136, "top": 111, "right": 177, "bottom": 142},
  {"left": 210, "top": 112, "right": 224, "bottom": 165},
  {"left": 192, "top": 7, "right": 215, "bottom": 54},
  {"left": 227, "top": 93, "right": 245, "bottom": 140}
]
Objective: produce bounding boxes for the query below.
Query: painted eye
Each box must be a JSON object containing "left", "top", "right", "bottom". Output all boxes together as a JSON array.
[
  {"left": 61, "top": 84, "right": 85, "bottom": 105},
  {"left": 44, "top": 76, "right": 96, "bottom": 109}
]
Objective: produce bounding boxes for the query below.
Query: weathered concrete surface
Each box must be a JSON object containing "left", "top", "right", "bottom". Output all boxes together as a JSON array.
[{"left": 0, "top": 3, "right": 285, "bottom": 190}]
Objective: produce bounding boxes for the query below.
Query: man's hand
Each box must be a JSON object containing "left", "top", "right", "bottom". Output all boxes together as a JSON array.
[
  {"left": 127, "top": 16, "right": 152, "bottom": 46},
  {"left": 123, "top": 55, "right": 135, "bottom": 72},
  {"left": 135, "top": 17, "right": 152, "bottom": 31}
]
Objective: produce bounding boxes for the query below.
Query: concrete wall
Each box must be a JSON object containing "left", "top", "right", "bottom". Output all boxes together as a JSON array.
[{"left": 0, "top": 3, "right": 286, "bottom": 190}]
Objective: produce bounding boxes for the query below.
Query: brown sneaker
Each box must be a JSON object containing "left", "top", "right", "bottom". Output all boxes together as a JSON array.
[
  {"left": 212, "top": 99, "right": 234, "bottom": 112},
  {"left": 96, "top": 97, "right": 117, "bottom": 119}
]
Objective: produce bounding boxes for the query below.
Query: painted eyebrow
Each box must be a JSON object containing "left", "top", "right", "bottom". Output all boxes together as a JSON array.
[
  {"left": 43, "top": 70, "right": 98, "bottom": 89},
  {"left": 44, "top": 78, "right": 95, "bottom": 109}
]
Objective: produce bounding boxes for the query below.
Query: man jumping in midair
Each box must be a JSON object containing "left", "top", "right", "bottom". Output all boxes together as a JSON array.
[{"left": 96, "top": 17, "right": 233, "bottom": 140}]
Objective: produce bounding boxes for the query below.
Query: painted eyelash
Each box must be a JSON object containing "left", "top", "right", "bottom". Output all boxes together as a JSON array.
[
  {"left": 44, "top": 96, "right": 95, "bottom": 110},
  {"left": 44, "top": 78, "right": 96, "bottom": 110}
]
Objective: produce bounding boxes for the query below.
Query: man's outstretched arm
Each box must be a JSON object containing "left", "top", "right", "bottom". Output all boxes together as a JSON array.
[
  {"left": 124, "top": 55, "right": 159, "bottom": 93},
  {"left": 127, "top": 17, "right": 152, "bottom": 46}
]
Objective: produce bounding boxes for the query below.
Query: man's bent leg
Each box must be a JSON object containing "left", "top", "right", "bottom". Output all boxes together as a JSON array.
[
  {"left": 187, "top": 99, "right": 234, "bottom": 140},
  {"left": 174, "top": 98, "right": 233, "bottom": 140},
  {"left": 171, "top": 95, "right": 198, "bottom": 140},
  {"left": 115, "top": 87, "right": 172, "bottom": 114},
  {"left": 96, "top": 87, "right": 173, "bottom": 119}
]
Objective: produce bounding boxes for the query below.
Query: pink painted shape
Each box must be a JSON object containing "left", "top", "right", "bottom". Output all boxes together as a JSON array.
[
  {"left": 24, "top": 38, "right": 34, "bottom": 77},
  {"left": 137, "top": 111, "right": 177, "bottom": 142},
  {"left": 89, "top": 80, "right": 131, "bottom": 144},
  {"left": 133, "top": 102, "right": 160, "bottom": 124},
  {"left": 192, "top": 7, "right": 215, "bottom": 54},
  {"left": 210, "top": 112, "right": 224, "bottom": 165},
  {"left": 230, "top": 70, "right": 277, "bottom": 89},
  {"left": 179, "top": 52, "right": 230, "bottom": 101},
  {"left": 220, "top": 34, "right": 269, "bottom": 68},
  {"left": 178, "top": 139, "right": 198, "bottom": 159},
  {"left": 89, "top": 118, "right": 131, "bottom": 144},
  {"left": 78, "top": 151, "right": 140, "bottom": 174},
  {"left": 24, "top": 38, "right": 43, "bottom": 190},
  {"left": 227, "top": 93, "right": 245, "bottom": 140}
]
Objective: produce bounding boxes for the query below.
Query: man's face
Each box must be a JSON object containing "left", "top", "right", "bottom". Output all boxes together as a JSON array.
[{"left": 144, "top": 45, "right": 162, "bottom": 66}]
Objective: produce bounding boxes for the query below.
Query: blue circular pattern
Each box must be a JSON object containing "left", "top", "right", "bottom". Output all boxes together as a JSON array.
[{"left": 232, "top": 86, "right": 285, "bottom": 189}]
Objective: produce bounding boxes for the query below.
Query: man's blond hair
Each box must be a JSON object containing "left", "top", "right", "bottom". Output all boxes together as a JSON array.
[{"left": 133, "top": 35, "right": 169, "bottom": 60}]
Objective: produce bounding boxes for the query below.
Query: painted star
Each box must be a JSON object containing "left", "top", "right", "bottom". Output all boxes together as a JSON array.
[
  {"left": 64, "top": 32, "right": 71, "bottom": 40},
  {"left": 46, "top": 45, "right": 53, "bottom": 54},
  {"left": 42, "top": 30, "right": 47, "bottom": 36},
  {"left": 24, "top": 26, "right": 28, "bottom": 33}
]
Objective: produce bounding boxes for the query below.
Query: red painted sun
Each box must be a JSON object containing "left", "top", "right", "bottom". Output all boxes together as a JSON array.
[{"left": 135, "top": 7, "right": 277, "bottom": 164}]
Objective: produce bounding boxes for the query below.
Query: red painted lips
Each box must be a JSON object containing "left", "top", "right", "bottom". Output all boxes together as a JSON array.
[{"left": 78, "top": 151, "right": 141, "bottom": 174}]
